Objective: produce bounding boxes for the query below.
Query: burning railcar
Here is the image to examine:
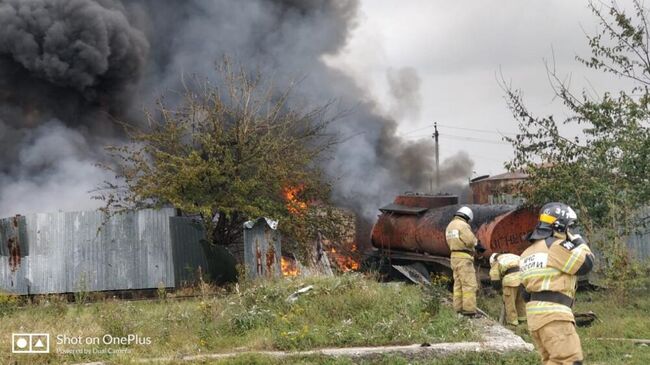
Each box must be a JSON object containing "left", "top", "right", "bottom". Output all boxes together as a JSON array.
[{"left": 367, "top": 193, "right": 538, "bottom": 279}]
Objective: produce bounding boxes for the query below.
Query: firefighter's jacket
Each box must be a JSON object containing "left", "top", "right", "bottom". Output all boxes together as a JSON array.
[
  {"left": 445, "top": 217, "right": 478, "bottom": 260},
  {"left": 520, "top": 237, "right": 594, "bottom": 331},
  {"left": 489, "top": 253, "right": 521, "bottom": 288}
]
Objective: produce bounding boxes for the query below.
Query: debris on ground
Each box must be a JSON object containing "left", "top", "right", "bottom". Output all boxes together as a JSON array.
[
  {"left": 575, "top": 311, "right": 598, "bottom": 327},
  {"left": 286, "top": 285, "right": 314, "bottom": 303},
  {"left": 392, "top": 264, "right": 432, "bottom": 286}
]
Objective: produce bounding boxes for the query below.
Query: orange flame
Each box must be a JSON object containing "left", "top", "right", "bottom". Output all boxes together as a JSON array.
[
  {"left": 283, "top": 185, "right": 308, "bottom": 215},
  {"left": 328, "top": 243, "right": 360, "bottom": 272},
  {"left": 281, "top": 256, "right": 300, "bottom": 277}
]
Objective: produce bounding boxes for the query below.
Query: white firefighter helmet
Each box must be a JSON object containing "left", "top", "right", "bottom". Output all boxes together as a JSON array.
[
  {"left": 455, "top": 206, "right": 474, "bottom": 222},
  {"left": 490, "top": 253, "right": 499, "bottom": 266}
]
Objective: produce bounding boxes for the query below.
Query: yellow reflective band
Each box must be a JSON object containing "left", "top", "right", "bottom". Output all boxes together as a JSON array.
[
  {"left": 502, "top": 273, "right": 520, "bottom": 287},
  {"left": 453, "top": 292, "right": 462, "bottom": 297},
  {"left": 462, "top": 292, "right": 476, "bottom": 297},
  {"left": 451, "top": 251, "right": 473, "bottom": 259},
  {"left": 539, "top": 213, "right": 557, "bottom": 224},
  {"left": 526, "top": 302, "right": 573, "bottom": 314},
  {"left": 521, "top": 267, "right": 561, "bottom": 280},
  {"left": 542, "top": 275, "right": 551, "bottom": 290},
  {"left": 526, "top": 307, "right": 573, "bottom": 314},
  {"left": 562, "top": 246, "right": 586, "bottom": 273}
]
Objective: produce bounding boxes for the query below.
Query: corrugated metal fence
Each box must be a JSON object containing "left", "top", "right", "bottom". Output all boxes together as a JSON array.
[
  {"left": 243, "top": 218, "right": 281, "bottom": 279},
  {"left": 170, "top": 216, "right": 210, "bottom": 287},
  {"left": 626, "top": 207, "right": 650, "bottom": 261},
  {"left": 0, "top": 208, "right": 209, "bottom": 295}
]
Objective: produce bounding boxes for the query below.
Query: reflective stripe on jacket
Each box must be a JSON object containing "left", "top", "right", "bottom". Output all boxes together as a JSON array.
[
  {"left": 489, "top": 253, "right": 521, "bottom": 287},
  {"left": 520, "top": 237, "right": 594, "bottom": 331}
]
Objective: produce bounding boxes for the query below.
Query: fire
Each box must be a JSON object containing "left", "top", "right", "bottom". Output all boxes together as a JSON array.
[
  {"left": 328, "top": 243, "right": 360, "bottom": 272},
  {"left": 281, "top": 256, "right": 300, "bottom": 277},
  {"left": 283, "top": 185, "right": 308, "bottom": 215}
]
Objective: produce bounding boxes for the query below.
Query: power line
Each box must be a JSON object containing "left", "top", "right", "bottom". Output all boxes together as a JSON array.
[
  {"left": 401, "top": 122, "right": 519, "bottom": 137},
  {"left": 405, "top": 132, "right": 511, "bottom": 145},
  {"left": 440, "top": 133, "right": 511, "bottom": 145},
  {"left": 438, "top": 123, "right": 519, "bottom": 137}
]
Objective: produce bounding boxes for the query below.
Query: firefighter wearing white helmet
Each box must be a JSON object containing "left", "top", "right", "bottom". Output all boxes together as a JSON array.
[
  {"left": 445, "top": 206, "right": 486, "bottom": 316},
  {"left": 489, "top": 252, "right": 526, "bottom": 326},
  {"left": 519, "top": 202, "right": 595, "bottom": 365}
]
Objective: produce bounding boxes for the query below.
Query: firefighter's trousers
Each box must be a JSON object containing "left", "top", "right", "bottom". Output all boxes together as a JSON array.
[
  {"left": 451, "top": 256, "right": 477, "bottom": 314},
  {"left": 503, "top": 285, "right": 527, "bottom": 325},
  {"left": 530, "top": 320, "right": 583, "bottom": 365}
]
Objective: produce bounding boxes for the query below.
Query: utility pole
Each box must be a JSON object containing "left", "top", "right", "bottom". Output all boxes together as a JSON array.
[{"left": 433, "top": 122, "right": 440, "bottom": 192}]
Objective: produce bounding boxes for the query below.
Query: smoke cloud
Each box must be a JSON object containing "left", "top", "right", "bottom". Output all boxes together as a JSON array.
[
  {"left": 386, "top": 67, "right": 422, "bottom": 121},
  {"left": 0, "top": 0, "right": 473, "bottom": 222}
]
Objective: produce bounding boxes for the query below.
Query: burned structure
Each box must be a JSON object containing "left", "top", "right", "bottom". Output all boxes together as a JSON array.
[{"left": 469, "top": 172, "right": 528, "bottom": 205}]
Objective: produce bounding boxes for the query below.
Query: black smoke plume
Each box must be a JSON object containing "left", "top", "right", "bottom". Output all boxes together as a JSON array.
[{"left": 0, "top": 0, "right": 473, "bottom": 222}]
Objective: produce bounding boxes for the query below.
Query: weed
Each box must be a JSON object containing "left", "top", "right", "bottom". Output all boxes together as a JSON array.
[
  {"left": 0, "top": 274, "right": 473, "bottom": 364},
  {"left": 35, "top": 294, "right": 68, "bottom": 318},
  {"left": 0, "top": 292, "right": 19, "bottom": 317},
  {"left": 74, "top": 273, "right": 89, "bottom": 305},
  {"left": 157, "top": 282, "right": 167, "bottom": 301}
]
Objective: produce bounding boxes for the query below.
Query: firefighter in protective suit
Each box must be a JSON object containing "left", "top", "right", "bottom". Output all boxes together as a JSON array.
[
  {"left": 445, "top": 206, "right": 486, "bottom": 316},
  {"left": 489, "top": 253, "right": 526, "bottom": 326},
  {"left": 520, "top": 202, "right": 594, "bottom": 365}
]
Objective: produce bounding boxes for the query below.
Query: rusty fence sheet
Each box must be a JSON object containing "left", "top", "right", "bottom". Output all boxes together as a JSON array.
[
  {"left": 0, "top": 208, "right": 208, "bottom": 295},
  {"left": 243, "top": 218, "right": 282, "bottom": 279}
]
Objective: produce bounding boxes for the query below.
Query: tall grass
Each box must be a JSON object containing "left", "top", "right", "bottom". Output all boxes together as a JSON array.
[{"left": 0, "top": 273, "right": 475, "bottom": 364}]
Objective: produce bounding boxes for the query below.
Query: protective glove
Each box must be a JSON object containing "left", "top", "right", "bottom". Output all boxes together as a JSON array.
[
  {"left": 567, "top": 231, "right": 588, "bottom": 247},
  {"left": 475, "top": 241, "right": 487, "bottom": 254}
]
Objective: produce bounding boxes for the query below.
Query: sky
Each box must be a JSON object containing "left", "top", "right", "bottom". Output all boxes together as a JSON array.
[{"left": 327, "top": 0, "right": 633, "bottom": 177}]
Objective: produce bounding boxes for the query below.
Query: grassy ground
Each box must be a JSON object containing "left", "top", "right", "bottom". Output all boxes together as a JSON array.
[
  {"left": 0, "top": 274, "right": 475, "bottom": 364},
  {"left": 136, "top": 352, "right": 539, "bottom": 365},
  {"left": 477, "top": 286, "right": 650, "bottom": 365},
  {"left": 173, "top": 286, "right": 650, "bottom": 365},
  {"left": 4, "top": 273, "right": 646, "bottom": 365}
]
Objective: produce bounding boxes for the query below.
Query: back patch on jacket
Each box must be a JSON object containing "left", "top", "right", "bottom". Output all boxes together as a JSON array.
[
  {"left": 446, "top": 230, "right": 460, "bottom": 239},
  {"left": 521, "top": 253, "right": 548, "bottom": 271}
]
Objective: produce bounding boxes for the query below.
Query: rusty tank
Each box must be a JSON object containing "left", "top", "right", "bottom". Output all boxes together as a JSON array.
[{"left": 370, "top": 194, "right": 538, "bottom": 261}]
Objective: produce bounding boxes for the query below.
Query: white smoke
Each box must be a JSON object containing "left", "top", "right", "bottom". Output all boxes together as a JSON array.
[{"left": 0, "top": 121, "right": 112, "bottom": 216}]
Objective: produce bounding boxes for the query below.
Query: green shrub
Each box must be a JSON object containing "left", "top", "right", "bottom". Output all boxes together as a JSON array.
[{"left": 0, "top": 292, "right": 19, "bottom": 317}]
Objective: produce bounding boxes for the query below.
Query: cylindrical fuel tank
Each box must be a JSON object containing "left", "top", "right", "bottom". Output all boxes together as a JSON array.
[
  {"left": 394, "top": 194, "right": 458, "bottom": 209},
  {"left": 371, "top": 204, "right": 538, "bottom": 258}
]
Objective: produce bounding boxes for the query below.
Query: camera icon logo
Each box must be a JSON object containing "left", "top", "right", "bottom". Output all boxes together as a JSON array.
[{"left": 12, "top": 333, "right": 50, "bottom": 353}]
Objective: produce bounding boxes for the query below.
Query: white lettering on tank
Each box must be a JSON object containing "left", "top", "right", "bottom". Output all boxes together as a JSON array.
[{"left": 520, "top": 253, "right": 548, "bottom": 272}]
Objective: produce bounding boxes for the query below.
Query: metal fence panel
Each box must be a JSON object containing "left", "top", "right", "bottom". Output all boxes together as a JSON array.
[
  {"left": 170, "top": 217, "right": 209, "bottom": 287},
  {"left": 244, "top": 218, "right": 281, "bottom": 279},
  {"left": 627, "top": 207, "right": 650, "bottom": 261},
  {"left": 0, "top": 208, "right": 178, "bottom": 295},
  {"left": 0, "top": 215, "right": 29, "bottom": 293}
]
